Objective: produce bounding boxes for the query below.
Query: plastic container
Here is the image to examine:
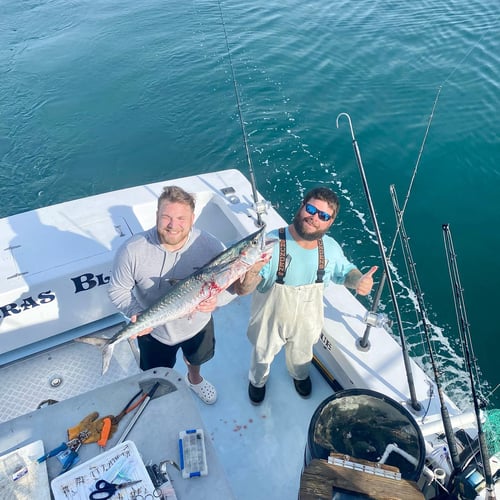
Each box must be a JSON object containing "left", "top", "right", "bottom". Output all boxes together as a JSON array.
[{"left": 179, "top": 429, "right": 208, "bottom": 479}]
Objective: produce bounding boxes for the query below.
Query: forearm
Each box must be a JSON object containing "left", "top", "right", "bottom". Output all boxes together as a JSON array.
[
  {"left": 108, "top": 245, "right": 144, "bottom": 317},
  {"left": 108, "top": 283, "right": 142, "bottom": 318},
  {"left": 232, "top": 270, "right": 262, "bottom": 296},
  {"left": 344, "top": 268, "right": 362, "bottom": 290},
  {"left": 108, "top": 266, "right": 142, "bottom": 317}
]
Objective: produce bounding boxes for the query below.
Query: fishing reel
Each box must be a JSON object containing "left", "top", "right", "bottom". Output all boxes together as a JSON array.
[{"left": 363, "top": 311, "right": 393, "bottom": 331}]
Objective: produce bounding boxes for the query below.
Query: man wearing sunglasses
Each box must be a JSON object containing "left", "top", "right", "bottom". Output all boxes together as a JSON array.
[{"left": 234, "top": 187, "right": 377, "bottom": 404}]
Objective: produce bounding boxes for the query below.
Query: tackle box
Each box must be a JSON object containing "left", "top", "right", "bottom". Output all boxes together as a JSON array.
[{"left": 178, "top": 429, "right": 208, "bottom": 479}]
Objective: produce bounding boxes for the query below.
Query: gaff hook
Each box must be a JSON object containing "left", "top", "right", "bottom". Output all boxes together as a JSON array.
[
  {"left": 336, "top": 112, "right": 421, "bottom": 412},
  {"left": 335, "top": 112, "right": 356, "bottom": 141}
]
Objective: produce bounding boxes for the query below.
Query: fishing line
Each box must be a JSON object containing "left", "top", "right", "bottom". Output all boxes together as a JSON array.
[
  {"left": 386, "top": 87, "right": 441, "bottom": 261},
  {"left": 363, "top": 87, "right": 442, "bottom": 345},
  {"left": 442, "top": 28, "right": 490, "bottom": 86},
  {"left": 216, "top": 0, "right": 265, "bottom": 226},
  {"left": 487, "top": 384, "right": 500, "bottom": 399},
  {"left": 387, "top": 22, "right": 492, "bottom": 261},
  {"left": 371, "top": 24, "right": 494, "bottom": 338}
]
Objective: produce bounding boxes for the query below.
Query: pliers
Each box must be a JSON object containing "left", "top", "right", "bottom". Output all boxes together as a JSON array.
[
  {"left": 37, "top": 431, "right": 89, "bottom": 473},
  {"left": 113, "top": 389, "right": 147, "bottom": 425},
  {"left": 97, "top": 389, "right": 146, "bottom": 449}
]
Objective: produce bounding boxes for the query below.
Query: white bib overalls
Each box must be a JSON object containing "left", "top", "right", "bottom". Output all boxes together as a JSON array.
[
  {"left": 247, "top": 228, "right": 325, "bottom": 387},
  {"left": 247, "top": 281, "right": 324, "bottom": 387}
]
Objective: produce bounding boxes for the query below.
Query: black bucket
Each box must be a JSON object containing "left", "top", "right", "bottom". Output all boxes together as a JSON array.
[{"left": 305, "top": 388, "right": 426, "bottom": 482}]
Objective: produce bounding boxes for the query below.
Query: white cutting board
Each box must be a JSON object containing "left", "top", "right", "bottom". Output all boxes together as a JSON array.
[
  {"left": 51, "top": 440, "right": 156, "bottom": 500},
  {"left": 0, "top": 440, "right": 51, "bottom": 499}
]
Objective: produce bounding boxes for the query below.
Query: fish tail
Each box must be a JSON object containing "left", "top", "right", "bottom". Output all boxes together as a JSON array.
[
  {"left": 75, "top": 335, "right": 115, "bottom": 375},
  {"left": 102, "top": 343, "right": 115, "bottom": 375}
]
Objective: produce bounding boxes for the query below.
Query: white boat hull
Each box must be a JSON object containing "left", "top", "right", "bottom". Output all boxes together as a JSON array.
[{"left": 0, "top": 169, "right": 497, "bottom": 499}]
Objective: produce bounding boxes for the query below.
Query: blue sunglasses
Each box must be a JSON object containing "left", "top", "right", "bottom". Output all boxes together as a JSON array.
[{"left": 304, "top": 203, "right": 333, "bottom": 222}]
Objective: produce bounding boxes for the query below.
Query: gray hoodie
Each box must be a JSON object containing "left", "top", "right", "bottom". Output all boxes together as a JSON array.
[{"left": 108, "top": 225, "right": 225, "bottom": 345}]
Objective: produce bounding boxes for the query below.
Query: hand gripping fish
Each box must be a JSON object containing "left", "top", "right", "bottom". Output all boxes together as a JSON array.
[{"left": 79, "top": 226, "right": 276, "bottom": 375}]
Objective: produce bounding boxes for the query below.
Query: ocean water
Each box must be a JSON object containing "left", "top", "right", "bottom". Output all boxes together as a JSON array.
[{"left": 1, "top": 0, "right": 499, "bottom": 407}]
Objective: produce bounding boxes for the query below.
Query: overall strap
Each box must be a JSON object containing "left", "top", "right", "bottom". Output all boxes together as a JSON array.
[
  {"left": 316, "top": 238, "right": 325, "bottom": 283},
  {"left": 276, "top": 227, "right": 287, "bottom": 284},
  {"left": 275, "top": 227, "right": 325, "bottom": 284}
]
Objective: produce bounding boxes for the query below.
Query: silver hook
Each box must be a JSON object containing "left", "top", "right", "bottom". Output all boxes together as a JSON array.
[{"left": 336, "top": 112, "right": 355, "bottom": 142}]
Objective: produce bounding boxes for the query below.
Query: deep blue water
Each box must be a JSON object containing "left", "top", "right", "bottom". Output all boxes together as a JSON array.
[{"left": 1, "top": 0, "right": 499, "bottom": 407}]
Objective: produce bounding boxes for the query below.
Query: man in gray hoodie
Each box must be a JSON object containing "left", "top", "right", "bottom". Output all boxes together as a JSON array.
[{"left": 108, "top": 185, "right": 224, "bottom": 404}]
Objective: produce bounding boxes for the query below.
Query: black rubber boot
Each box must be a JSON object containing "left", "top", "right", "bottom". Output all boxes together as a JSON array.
[
  {"left": 293, "top": 376, "right": 312, "bottom": 397},
  {"left": 248, "top": 382, "right": 266, "bottom": 404}
]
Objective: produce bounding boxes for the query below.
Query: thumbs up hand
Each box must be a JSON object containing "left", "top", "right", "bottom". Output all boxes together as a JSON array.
[{"left": 356, "top": 266, "right": 378, "bottom": 296}]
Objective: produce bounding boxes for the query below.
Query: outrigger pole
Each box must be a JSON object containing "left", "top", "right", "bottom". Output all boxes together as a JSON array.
[
  {"left": 217, "top": 0, "right": 266, "bottom": 227},
  {"left": 391, "top": 187, "right": 462, "bottom": 475},
  {"left": 336, "top": 112, "right": 421, "bottom": 412},
  {"left": 442, "top": 224, "right": 497, "bottom": 499}
]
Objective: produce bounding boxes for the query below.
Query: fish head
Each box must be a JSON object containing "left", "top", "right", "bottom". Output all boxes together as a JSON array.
[{"left": 238, "top": 225, "right": 277, "bottom": 265}]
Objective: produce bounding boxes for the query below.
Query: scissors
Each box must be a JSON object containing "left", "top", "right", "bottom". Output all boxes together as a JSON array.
[{"left": 89, "top": 479, "right": 142, "bottom": 499}]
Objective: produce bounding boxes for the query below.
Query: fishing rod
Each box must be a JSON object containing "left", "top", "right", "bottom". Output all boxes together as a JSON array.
[
  {"left": 363, "top": 26, "right": 490, "bottom": 339},
  {"left": 336, "top": 112, "right": 421, "bottom": 412},
  {"left": 442, "top": 223, "right": 497, "bottom": 499},
  {"left": 391, "top": 186, "right": 462, "bottom": 476},
  {"left": 216, "top": 0, "right": 266, "bottom": 227},
  {"left": 363, "top": 88, "right": 442, "bottom": 339}
]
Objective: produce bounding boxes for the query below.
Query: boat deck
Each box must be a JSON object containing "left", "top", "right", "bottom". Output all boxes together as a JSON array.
[
  {"left": 0, "top": 293, "right": 333, "bottom": 500},
  {"left": 2, "top": 169, "right": 496, "bottom": 499}
]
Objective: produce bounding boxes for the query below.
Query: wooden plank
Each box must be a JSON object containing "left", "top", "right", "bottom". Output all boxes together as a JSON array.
[{"left": 299, "top": 458, "right": 425, "bottom": 500}]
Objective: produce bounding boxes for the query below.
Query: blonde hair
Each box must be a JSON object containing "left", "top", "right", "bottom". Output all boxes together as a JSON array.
[{"left": 157, "top": 186, "right": 195, "bottom": 211}]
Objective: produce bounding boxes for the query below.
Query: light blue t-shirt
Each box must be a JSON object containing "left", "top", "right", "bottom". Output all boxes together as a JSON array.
[{"left": 257, "top": 227, "right": 356, "bottom": 293}]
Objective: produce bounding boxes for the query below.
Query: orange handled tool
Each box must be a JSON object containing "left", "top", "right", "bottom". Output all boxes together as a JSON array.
[{"left": 97, "top": 417, "right": 112, "bottom": 448}]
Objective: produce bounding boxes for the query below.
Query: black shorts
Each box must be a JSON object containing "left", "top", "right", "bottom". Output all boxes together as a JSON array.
[{"left": 137, "top": 317, "right": 215, "bottom": 370}]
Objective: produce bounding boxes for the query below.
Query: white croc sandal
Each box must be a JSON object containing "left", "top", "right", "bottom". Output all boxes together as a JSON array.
[{"left": 185, "top": 374, "right": 217, "bottom": 405}]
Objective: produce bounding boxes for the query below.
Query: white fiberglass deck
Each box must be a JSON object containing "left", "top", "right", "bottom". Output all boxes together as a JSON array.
[
  {"left": 0, "top": 294, "right": 333, "bottom": 500},
  {"left": 3, "top": 168, "right": 493, "bottom": 499},
  {"left": 196, "top": 295, "right": 334, "bottom": 499}
]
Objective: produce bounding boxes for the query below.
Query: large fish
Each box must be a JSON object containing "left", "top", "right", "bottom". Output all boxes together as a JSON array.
[{"left": 79, "top": 225, "right": 275, "bottom": 374}]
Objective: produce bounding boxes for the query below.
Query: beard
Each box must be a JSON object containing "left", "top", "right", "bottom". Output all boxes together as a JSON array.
[
  {"left": 292, "top": 213, "right": 329, "bottom": 241},
  {"left": 157, "top": 226, "right": 190, "bottom": 247}
]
